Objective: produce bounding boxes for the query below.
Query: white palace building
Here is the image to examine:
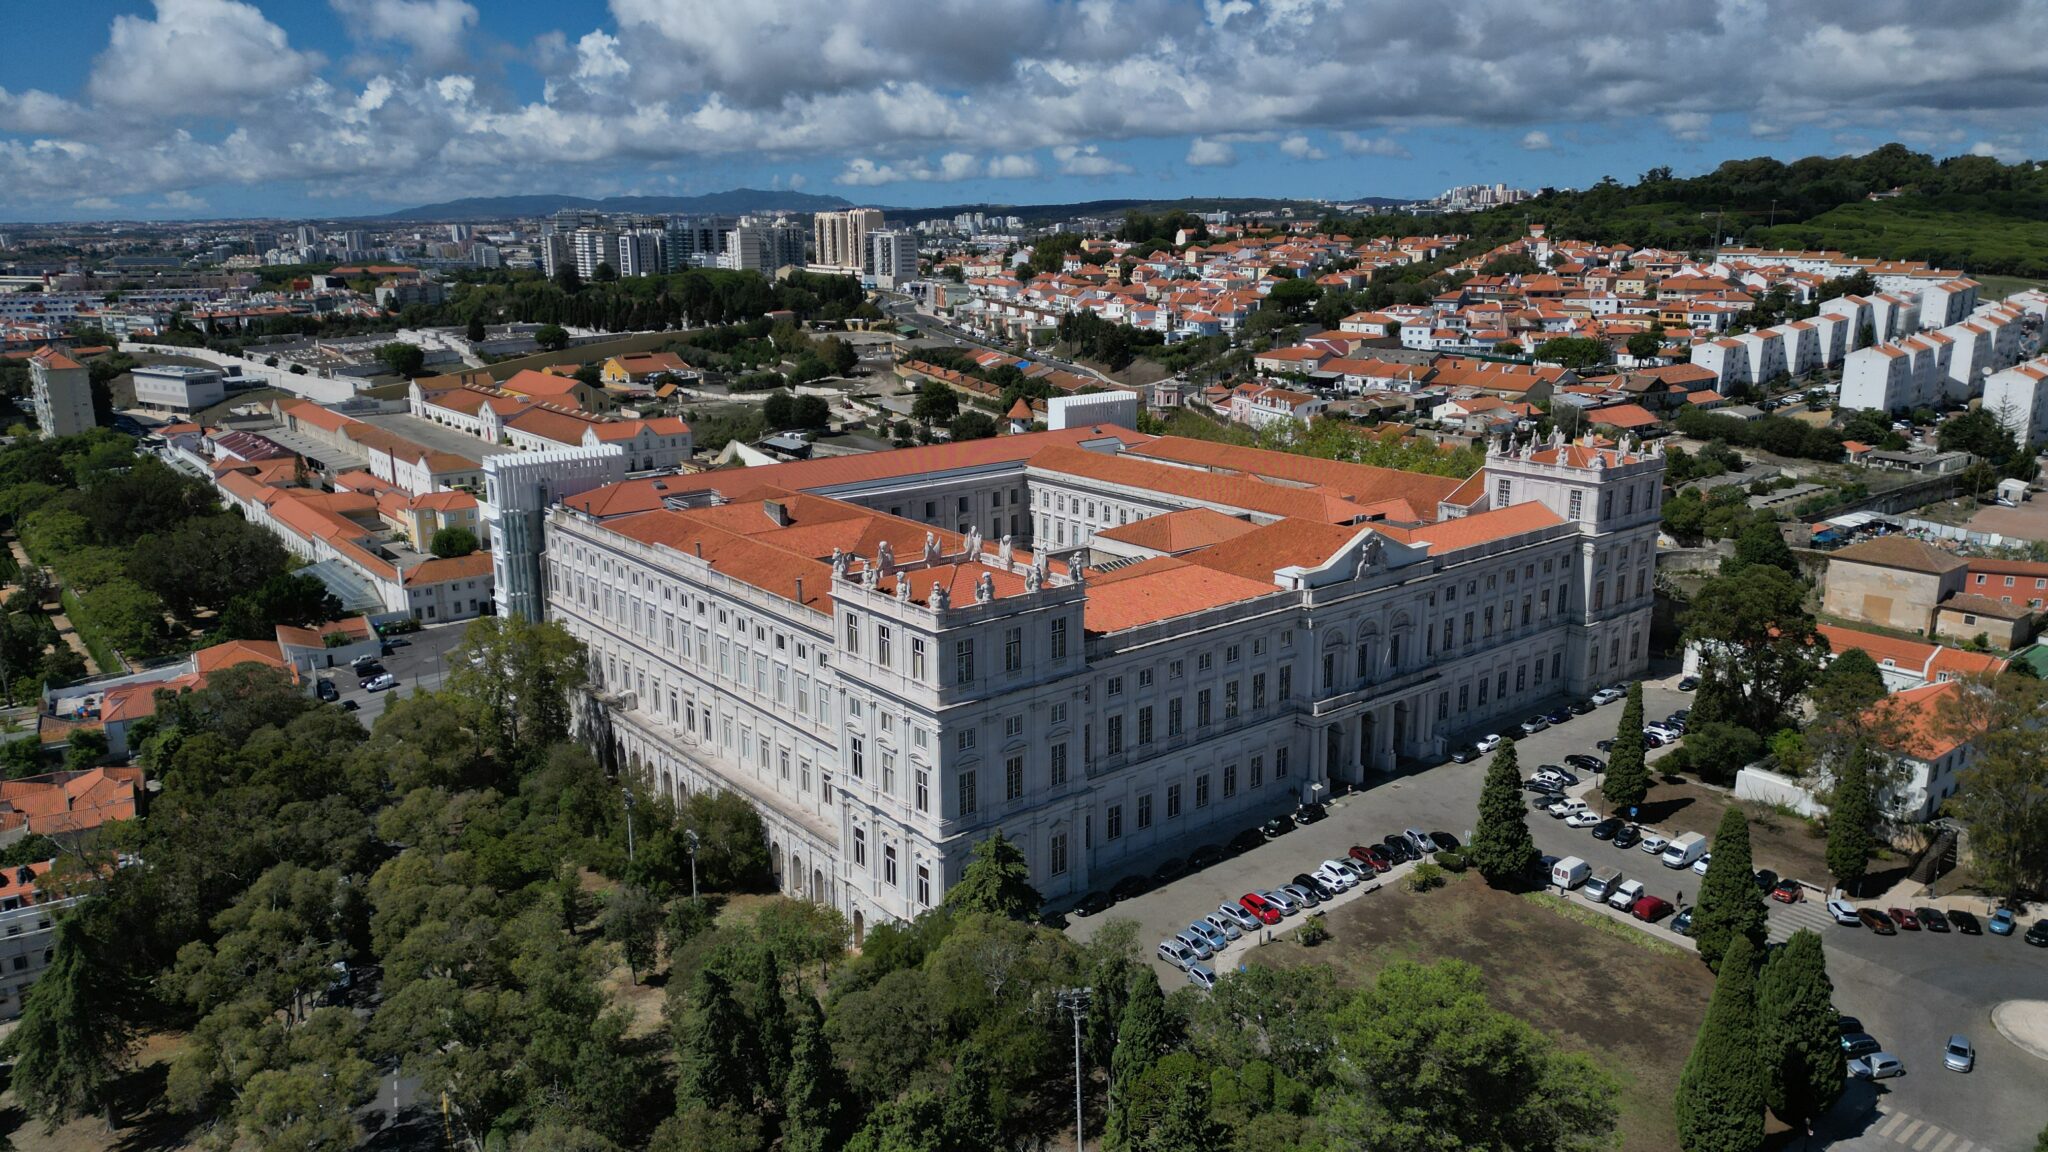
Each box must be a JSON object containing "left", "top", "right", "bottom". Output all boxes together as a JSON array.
[{"left": 543, "top": 426, "right": 1663, "bottom": 938}]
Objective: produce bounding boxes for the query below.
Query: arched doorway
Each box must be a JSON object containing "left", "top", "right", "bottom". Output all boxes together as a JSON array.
[
  {"left": 811, "top": 868, "right": 824, "bottom": 902},
  {"left": 852, "top": 910, "right": 865, "bottom": 948}
]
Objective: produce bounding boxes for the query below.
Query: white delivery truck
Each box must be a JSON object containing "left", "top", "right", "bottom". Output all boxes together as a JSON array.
[
  {"left": 1660, "top": 831, "right": 1708, "bottom": 869},
  {"left": 1551, "top": 856, "right": 1589, "bottom": 891},
  {"left": 1583, "top": 867, "right": 1622, "bottom": 903}
]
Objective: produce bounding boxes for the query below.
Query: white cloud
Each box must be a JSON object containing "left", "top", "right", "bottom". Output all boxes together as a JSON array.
[
  {"left": 788, "top": 172, "right": 807, "bottom": 189},
  {"left": 1185, "top": 137, "right": 1236, "bottom": 167},
  {"left": 72, "top": 196, "right": 121, "bottom": 212},
  {"left": 1662, "top": 111, "right": 1710, "bottom": 141},
  {"left": 151, "top": 189, "right": 207, "bottom": 211},
  {"left": 330, "top": 0, "right": 477, "bottom": 69},
  {"left": 574, "top": 30, "right": 632, "bottom": 82},
  {"left": 1970, "top": 139, "right": 2024, "bottom": 161},
  {"left": 986, "top": 153, "right": 1040, "bottom": 178},
  {"left": 1278, "top": 134, "right": 1326, "bottom": 160},
  {"left": 1337, "top": 132, "right": 1410, "bottom": 158},
  {"left": 88, "top": 0, "right": 321, "bottom": 116},
  {"left": 1054, "top": 143, "right": 1131, "bottom": 176},
  {"left": 834, "top": 151, "right": 1024, "bottom": 185},
  {"left": 1521, "top": 130, "right": 1554, "bottom": 151}
]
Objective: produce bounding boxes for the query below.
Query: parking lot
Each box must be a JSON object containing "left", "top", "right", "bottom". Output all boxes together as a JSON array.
[
  {"left": 1064, "top": 674, "right": 2048, "bottom": 1152},
  {"left": 317, "top": 621, "right": 471, "bottom": 726}
]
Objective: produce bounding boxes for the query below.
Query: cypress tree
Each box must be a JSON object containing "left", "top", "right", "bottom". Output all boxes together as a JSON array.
[
  {"left": 941, "top": 1042, "right": 1003, "bottom": 1151},
  {"left": 1756, "top": 930, "right": 1845, "bottom": 1134},
  {"left": 673, "top": 966, "right": 753, "bottom": 1112},
  {"left": 1104, "top": 973, "right": 1171, "bottom": 1152},
  {"left": 1603, "top": 683, "right": 1650, "bottom": 813},
  {"left": 0, "top": 912, "right": 133, "bottom": 1127},
  {"left": 1471, "top": 738, "right": 1539, "bottom": 886},
  {"left": 782, "top": 994, "right": 841, "bottom": 1152},
  {"left": 1676, "top": 935, "right": 1765, "bottom": 1152},
  {"left": 1826, "top": 744, "right": 1877, "bottom": 897},
  {"left": 1693, "top": 807, "right": 1768, "bottom": 972}
]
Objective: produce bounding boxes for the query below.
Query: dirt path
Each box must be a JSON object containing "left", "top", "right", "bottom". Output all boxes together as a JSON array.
[{"left": 6, "top": 538, "right": 104, "bottom": 676}]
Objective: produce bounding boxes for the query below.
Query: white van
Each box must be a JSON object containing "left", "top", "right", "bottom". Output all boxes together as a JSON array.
[
  {"left": 1583, "top": 867, "right": 1622, "bottom": 903},
  {"left": 1551, "top": 856, "right": 1589, "bottom": 891},
  {"left": 1660, "top": 832, "right": 1708, "bottom": 869}
]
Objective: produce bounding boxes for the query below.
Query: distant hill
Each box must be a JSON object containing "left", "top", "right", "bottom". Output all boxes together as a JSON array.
[
  {"left": 901, "top": 196, "right": 1339, "bottom": 224},
  {"left": 371, "top": 188, "right": 857, "bottom": 221}
]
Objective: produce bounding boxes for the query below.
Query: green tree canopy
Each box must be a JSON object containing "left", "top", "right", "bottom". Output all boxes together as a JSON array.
[
  {"left": 1603, "top": 683, "right": 1650, "bottom": 813},
  {"left": 429, "top": 525, "right": 479, "bottom": 558},
  {"left": 1692, "top": 807, "right": 1768, "bottom": 971},
  {"left": 1825, "top": 743, "right": 1879, "bottom": 896},
  {"left": 1676, "top": 936, "right": 1765, "bottom": 1152},
  {"left": 943, "top": 830, "right": 1043, "bottom": 921},
  {"left": 375, "top": 341, "right": 427, "bottom": 378},
  {"left": 1757, "top": 929, "right": 1845, "bottom": 1133},
  {"left": 1470, "top": 738, "right": 1539, "bottom": 886}
]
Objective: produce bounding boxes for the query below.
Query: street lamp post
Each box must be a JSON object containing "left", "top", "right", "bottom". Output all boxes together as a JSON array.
[
  {"left": 1056, "top": 987, "right": 1091, "bottom": 1152},
  {"left": 622, "top": 788, "right": 635, "bottom": 863},
  {"left": 685, "top": 829, "right": 701, "bottom": 901}
]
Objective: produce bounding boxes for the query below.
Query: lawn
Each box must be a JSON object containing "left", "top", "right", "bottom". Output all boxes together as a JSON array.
[{"left": 1253, "top": 874, "right": 1715, "bottom": 1152}]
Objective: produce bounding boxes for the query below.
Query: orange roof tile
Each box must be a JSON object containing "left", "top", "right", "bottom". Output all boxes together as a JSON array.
[
  {"left": 1094, "top": 508, "right": 1260, "bottom": 554},
  {"left": 1082, "top": 557, "right": 1282, "bottom": 632},
  {"left": 1406, "top": 502, "right": 1565, "bottom": 554}
]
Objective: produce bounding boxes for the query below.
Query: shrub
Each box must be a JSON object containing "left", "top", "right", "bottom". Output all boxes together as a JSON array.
[
  {"left": 1407, "top": 862, "right": 1446, "bottom": 892},
  {"left": 1296, "top": 917, "right": 1330, "bottom": 947},
  {"left": 1433, "top": 850, "right": 1469, "bottom": 873}
]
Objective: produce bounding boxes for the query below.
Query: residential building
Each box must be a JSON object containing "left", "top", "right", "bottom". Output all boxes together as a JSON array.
[
  {"left": 27, "top": 346, "right": 94, "bottom": 438},
  {"left": 814, "top": 208, "right": 886, "bottom": 272},
  {"left": 0, "top": 861, "right": 83, "bottom": 1020},
  {"left": 1983, "top": 355, "right": 2048, "bottom": 447},
  {"left": 570, "top": 227, "right": 616, "bottom": 279},
  {"left": 1820, "top": 536, "right": 1967, "bottom": 634},
  {"left": 1933, "top": 594, "right": 2034, "bottom": 649},
  {"left": 617, "top": 229, "right": 666, "bottom": 277},
  {"left": 544, "top": 428, "right": 1663, "bottom": 932},
  {"left": 870, "top": 230, "right": 920, "bottom": 287}
]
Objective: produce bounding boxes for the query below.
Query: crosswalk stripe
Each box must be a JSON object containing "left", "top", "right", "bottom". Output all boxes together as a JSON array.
[
  {"left": 1952, "top": 1140, "right": 1974, "bottom": 1152},
  {"left": 1913, "top": 1125, "right": 1942, "bottom": 1150},
  {"left": 1879, "top": 1113, "right": 1907, "bottom": 1138},
  {"left": 1893, "top": 1120, "right": 1922, "bottom": 1145},
  {"left": 1930, "top": 1133, "right": 1957, "bottom": 1152}
]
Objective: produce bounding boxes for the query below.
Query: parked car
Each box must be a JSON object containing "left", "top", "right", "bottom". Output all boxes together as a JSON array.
[
  {"left": 315, "top": 679, "right": 339, "bottom": 702},
  {"left": 1519, "top": 715, "right": 1551, "bottom": 735},
  {"left": 1671, "top": 906, "right": 1694, "bottom": 935},
  {"left": 1568, "top": 699, "right": 1595, "bottom": 715},
  {"left": 1887, "top": 907, "right": 1921, "bottom": 931},
  {"left": 1837, "top": 1016, "right": 1863, "bottom": 1036},
  {"left": 1072, "top": 891, "right": 1111, "bottom": 917},
  {"left": 1278, "top": 883, "right": 1321, "bottom": 910},
  {"left": 1475, "top": 734, "right": 1504, "bottom": 753},
  {"left": 1188, "top": 921, "right": 1229, "bottom": 952},
  {"left": 1229, "top": 828, "right": 1267, "bottom": 854},
  {"left": 1565, "top": 754, "right": 1606, "bottom": 773},
  {"left": 1918, "top": 907, "right": 1951, "bottom": 933},
  {"left": 1607, "top": 878, "right": 1646, "bottom": 910},
  {"left": 1449, "top": 745, "right": 1478, "bottom": 763},
  {"left": 1238, "top": 893, "right": 1282, "bottom": 924},
  {"left": 1631, "top": 895, "right": 1674, "bottom": 922},
  {"left": 1565, "top": 810, "right": 1602, "bottom": 829},
  {"left": 1858, "top": 908, "right": 1898, "bottom": 935},
  {"left": 1544, "top": 706, "right": 1573, "bottom": 725},
  {"left": 1849, "top": 1054, "right": 1905, "bottom": 1080},
  {"left": 1638, "top": 834, "right": 1669, "bottom": 856},
  {"left": 1547, "top": 798, "right": 1589, "bottom": 820},
  {"left": 1840, "top": 1032, "right": 1882, "bottom": 1058},
  {"left": 1755, "top": 869, "right": 1780, "bottom": 894},
  {"left": 1403, "top": 829, "right": 1437, "bottom": 857},
  {"left": 1382, "top": 834, "right": 1419, "bottom": 863},
  {"left": 1291, "top": 802, "right": 1328, "bottom": 827},
  {"left": 1678, "top": 676, "right": 1700, "bottom": 691},
  {"left": 1110, "top": 874, "right": 1151, "bottom": 901},
  {"left": 2025, "top": 919, "right": 2048, "bottom": 946},
  {"left": 1152, "top": 856, "right": 1188, "bottom": 884},
  {"left": 1641, "top": 729, "right": 1672, "bottom": 748},
  {"left": 1259, "top": 886, "right": 1302, "bottom": 914},
  {"left": 364, "top": 674, "right": 399, "bottom": 692},
  {"left": 1429, "top": 832, "right": 1460, "bottom": 852},
  {"left": 1525, "top": 777, "right": 1565, "bottom": 795},
  {"left": 1612, "top": 824, "right": 1641, "bottom": 849},
  {"left": 1591, "top": 818, "right": 1623, "bottom": 840},
  {"left": 1535, "top": 765, "right": 1579, "bottom": 786},
  {"left": 1349, "top": 844, "right": 1392, "bottom": 873},
  {"left": 1157, "top": 940, "right": 1197, "bottom": 970},
  {"left": 1596, "top": 738, "right": 1616, "bottom": 753},
  {"left": 1948, "top": 909, "right": 1983, "bottom": 935},
  {"left": 1216, "top": 903, "right": 1262, "bottom": 933},
  {"left": 1826, "top": 899, "right": 1862, "bottom": 926},
  {"left": 1261, "top": 815, "right": 1294, "bottom": 838},
  {"left": 1591, "top": 686, "right": 1626, "bottom": 706},
  {"left": 353, "top": 660, "right": 386, "bottom": 680},
  {"left": 1988, "top": 908, "right": 2018, "bottom": 936},
  {"left": 1318, "top": 860, "right": 1362, "bottom": 888},
  {"left": 1692, "top": 853, "right": 1712, "bottom": 876},
  {"left": 1188, "top": 844, "right": 1226, "bottom": 871},
  {"left": 1186, "top": 962, "right": 1217, "bottom": 991},
  {"left": 1771, "top": 879, "right": 1805, "bottom": 904},
  {"left": 1943, "top": 1035, "right": 1974, "bottom": 1073},
  {"left": 1294, "top": 872, "right": 1338, "bottom": 901}
]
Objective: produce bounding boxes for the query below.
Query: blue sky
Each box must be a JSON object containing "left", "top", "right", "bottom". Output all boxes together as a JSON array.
[{"left": 4, "top": 1, "right": 2047, "bottom": 222}]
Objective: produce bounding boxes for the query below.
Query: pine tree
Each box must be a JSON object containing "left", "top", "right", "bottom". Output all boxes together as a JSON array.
[
  {"left": 1826, "top": 744, "right": 1877, "bottom": 897},
  {"left": 0, "top": 912, "right": 133, "bottom": 1127},
  {"left": 749, "top": 948, "right": 793, "bottom": 1093},
  {"left": 1603, "top": 683, "right": 1650, "bottom": 813},
  {"left": 1756, "top": 930, "right": 1845, "bottom": 1134},
  {"left": 1104, "top": 974, "right": 1171, "bottom": 1152},
  {"left": 1676, "top": 935, "right": 1765, "bottom": 1152},
  {"left": 1470, "top": 738, "right": 1538, "bottom": 886},
  {"left": 673, "top": 966, "right": 753, "bottom": 1112},
  {"left": 781, "top": 995, "right": 841, "bottom": 1152},
  {"left": 944, "top": 830, "right": 1043, "bottom": 920},
  {"left": 1693, "top": 807, "right": 1768, "bottom": 972},
  {"left": 941, "top": 1042, "right": 1002, "bottom": 1150}
]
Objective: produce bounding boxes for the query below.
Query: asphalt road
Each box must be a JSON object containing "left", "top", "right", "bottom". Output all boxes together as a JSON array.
[
  {"left": 321, "top": 621, "right": 472, "bottom": 727},
  {"left": 1063, "top": 674, "right": 2048, "bottom": 1151}
]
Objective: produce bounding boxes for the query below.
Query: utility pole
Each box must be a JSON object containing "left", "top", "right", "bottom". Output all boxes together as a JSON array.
[
  {"left": 1056, "top": 987, "right": 1092, "bottom": 1152},
  {"left": 685, "top": 828, "right": 701, "bottom": 901},
  {"left": 622, "top": 787, "right": 635, "bottom": 863}
]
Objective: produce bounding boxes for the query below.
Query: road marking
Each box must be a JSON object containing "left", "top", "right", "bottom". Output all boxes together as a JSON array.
[
  {"left": 1928, "top": 1134, "right": 1955, "bottom": 1152},
  {"left": 1878, "top": 1113, "right": 1907, "bottom": 1138},
  {"left": 1913, "top": 1125, "right": 1942, "bottom": 1150},
  {"left": 1893, "top": 1119, "right": 1922, "bottom": 1144}
]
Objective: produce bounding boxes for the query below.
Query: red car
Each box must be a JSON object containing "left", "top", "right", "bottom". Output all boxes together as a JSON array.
[
  {"left": 1349, "top": 844, "right": 1393, "bottom": 873},
  {"left": 1238, "top": 893, "right": 1282, "bottom": 925},
  {"left": 1770, "top": 879, "right": 1805, "bottom": 904},
  {"left": 1631, "top": 895, "right": 1675, "bottom": 923},
  {"left": 1887, "top": 907, "right": 1921, "bottom": 931}
]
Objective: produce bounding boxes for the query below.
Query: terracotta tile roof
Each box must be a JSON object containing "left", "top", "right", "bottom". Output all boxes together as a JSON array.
[
  {"left": 1180, "top": 519, "right": 1364, "bottom": 581},
  {"left": 275, "top": 617, "right": 373, "bottom": 649},
  {"left": 1031, "top": 445, "right": 1379, "bottom": 524},
  {"left": 501, "top": 369, "right": 585, "bottom": 399},
  {"left": 195, "top": 639, "right": 288, "bottom": 674},
  {"left": 1094, "top": 507, "right": 1260, "bottom": 554},
  {"left": 1815, "top": 623, "right": 2006, "bottom": 680},
  {"left": 1831, "top": 535, "right": 1967, "bottom": 576},
  {"left": 1125, "top": 437, "right": 1464, "bottom": 516},
  {"left": 1868, "top": 680, "right": 1967, "bottom": 761},
  {"left": 404, "top": 552, "right": 493, "bottom": 586},
  {"left": 29, "top": 345, "right": 83, "bottom": 371},
  {"left": 0, "top": 767, "right": 142, "bottom": 837},
  {"left": 1082, "top": 557, "right": 1282, "bottom": 633},
  {"left": 1937, "top": 593, "right": 2033, "bottom": 621},
  {"left": 1590, "top": 403, "right": 1662, "bottom": 430},
  {"left": 1406, "top": 502, "right": 1565, "bottom": 553}
]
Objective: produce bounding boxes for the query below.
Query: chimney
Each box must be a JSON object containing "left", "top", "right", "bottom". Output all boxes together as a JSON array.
[
  {"left": 693, "top": 541, "right": 703, "bottom": 558},
  {"left": 794, "top": 577, "right": 804, "bottom": 604},
  {"left": 765, "top": 498, "right": 791, "bottom": 526}
]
